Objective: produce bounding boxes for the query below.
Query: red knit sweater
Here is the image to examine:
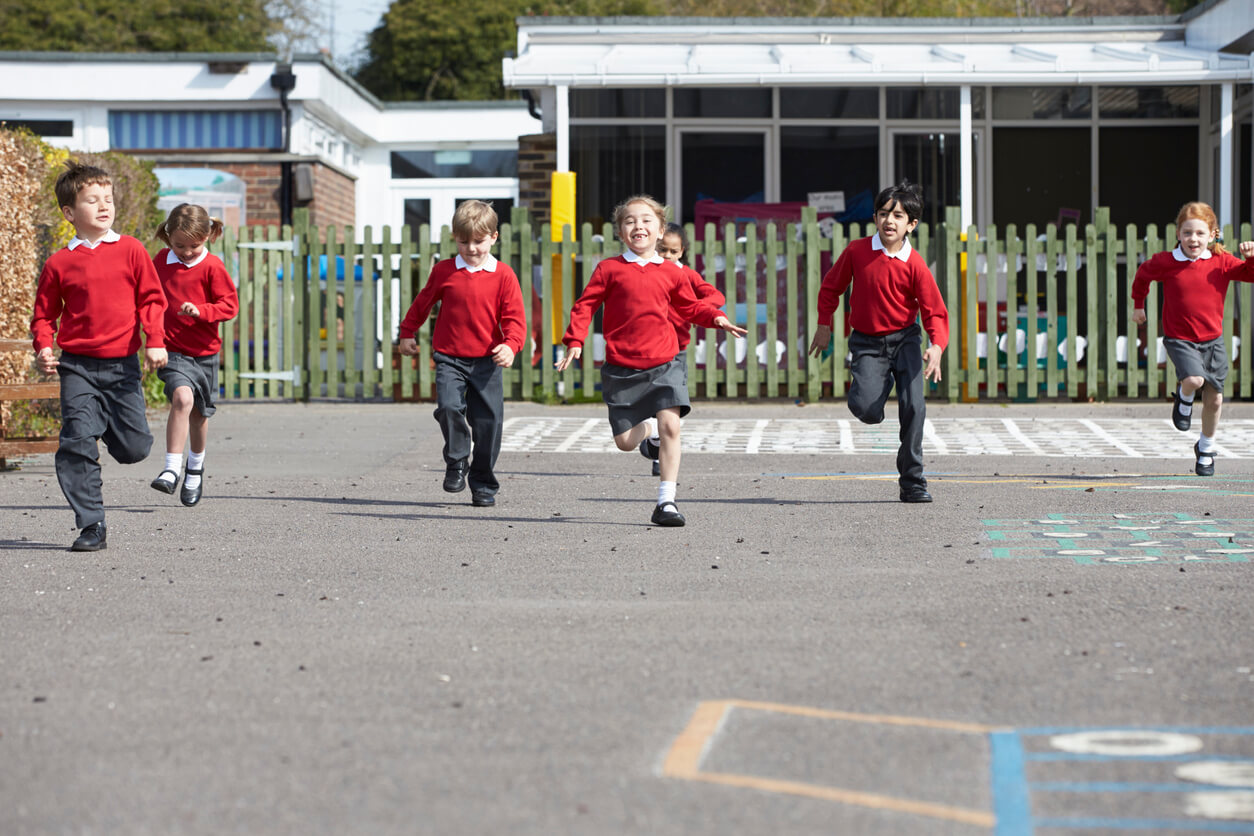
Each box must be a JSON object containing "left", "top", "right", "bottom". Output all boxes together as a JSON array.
[
  {"left": 1131, "top": 248, "right": 1254, "bottom": 342},
  {"left": 563, "top": 256, "right": 726, "bottom": 369},
  {"left": 671, "top": 265, "right": 726, "bottom": 351},
  {"left": 398, "top": 258, "right": 526, "bottom": 357},
  {"left": 817, "top": 236, "right": 949, "bottom": 349},
  {"left": 154, "top": 250, "right": 239, "bottom": 357},
  {"left": 31, "top": 235, "right": 166, "bottom": 357}
]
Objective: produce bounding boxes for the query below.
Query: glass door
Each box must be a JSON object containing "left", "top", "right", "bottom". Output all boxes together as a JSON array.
[
  {"left": 889, "top": 130, "right": 980, "bottom": 232},
  {"left": 675, "top": 129, "right": 770, "bottom": 227}
]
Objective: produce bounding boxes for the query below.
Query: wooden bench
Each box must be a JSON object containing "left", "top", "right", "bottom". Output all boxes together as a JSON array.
[{"left": 0, "top": 338, "right": 59, "bottom": 468}]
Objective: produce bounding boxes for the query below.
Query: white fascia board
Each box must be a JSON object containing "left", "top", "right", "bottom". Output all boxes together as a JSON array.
[
  {"left": 0, "top": 58, "right": 280, "bottom": 104},
  {"left": 371, "top": 108, "right": 540, "bottom": 145}
]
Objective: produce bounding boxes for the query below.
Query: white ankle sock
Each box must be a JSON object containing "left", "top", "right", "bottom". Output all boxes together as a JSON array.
[
  {"left": 658, "top": 481, "right": 677, "bottom": 506},
  {"left": 1197, "top": 434, "right": 1215, "bottom": 454},
  {"left": 185, "top": 450, "right": 205, "bottom": 489},
  {"left": 164, "top": 453, "right": 181, "bottom": 474},
  {"left": 648, "top": 418, "right": 659, "bottom": 442},
  {"left": 1178, "top": 386, "right": 1194, "bottom": 415}
]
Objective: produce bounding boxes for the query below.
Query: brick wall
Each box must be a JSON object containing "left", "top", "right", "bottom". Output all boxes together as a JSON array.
[
  {"left": 304, "top": 162, "right": 355, "bottom": 229},
  {"left": 517, "top": 133, "right": 556, "bottom": 226}
]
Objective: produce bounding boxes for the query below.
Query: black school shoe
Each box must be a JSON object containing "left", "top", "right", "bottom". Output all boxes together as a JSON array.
[
  {"left": 1194, "top": 442, "right": 1215, "bottom": 477},
  {"left": 651, "top": 502, "right": 685, "bottom": 527},
  {"left": 71, "top": 521, "right": 107, "bottom": 552},
  {"left": 150, "top": 469, "right": 179, "bottom": 494},
  {"left": 900, "top": 486, "right": 933, "bottom": 503},
  {"left": 640, "top": 437, "right": 661, "bottom": 477},
  {"left": 1172, "top": 390, "right": 1193, "bottom": 432},
  {"left": 471, "top": 489, "right": 495, "bottom": 507},
  {"left": 443, "top": 460, "right": 468, "bottom": 493},
  {"left": 180, "top": 468, "right": 203, "bottom": 507}
]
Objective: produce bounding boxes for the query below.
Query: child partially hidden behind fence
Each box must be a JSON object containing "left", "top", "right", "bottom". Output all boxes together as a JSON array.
[
  {"left": 1131, "top": 201, "right": 1254, "bottom": 476},
  {"left": 148, "top": 203, "right": 240, "bottom": 507},
  {"left": 397, "top": 200, "right": 525, "bottom": 508}
]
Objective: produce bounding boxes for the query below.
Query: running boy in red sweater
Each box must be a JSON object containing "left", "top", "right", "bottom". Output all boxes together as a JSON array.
[
  {"left": 1131, "top": 201, "right": 1254, "bottom": 476},
  {"left": 397, "top": 201, "right": 525, "bottom": 507},
  {"left": 808, "top": 180, "right": 948, "bottom": 503},
  {"left": 31, "top": 161, "right": 168, "bottom": 551}
]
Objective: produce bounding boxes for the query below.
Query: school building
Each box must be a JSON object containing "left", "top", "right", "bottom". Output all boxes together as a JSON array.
[
  {"left": 0, "top": 51, "right": 540, "bottom": 235},
  {"left": 505, "top": 0, "right": 1254, "bottom": 235}
]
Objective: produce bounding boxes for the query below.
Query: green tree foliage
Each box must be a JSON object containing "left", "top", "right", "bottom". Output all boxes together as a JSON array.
[
  {"left": 0, "top": 0, "right": 273, "bottom": 53},
  {"left": 355, "top": 0, "right": 661, "bottom": 101}
]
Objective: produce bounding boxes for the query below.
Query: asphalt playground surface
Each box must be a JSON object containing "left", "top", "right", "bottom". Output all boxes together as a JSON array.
[{"left": 3, "top": 400, "right": 1254, "bottom": 835}]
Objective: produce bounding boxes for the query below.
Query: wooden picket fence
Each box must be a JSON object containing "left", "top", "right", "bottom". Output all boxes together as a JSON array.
[{"left": 208, "top": 206, "right": 1254, "bottom": 404}]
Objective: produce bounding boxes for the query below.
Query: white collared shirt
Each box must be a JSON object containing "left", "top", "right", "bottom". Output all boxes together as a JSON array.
[
  {"left": 622, "top": 249, "right": 664, "bottom": 266},
  {"left": 871, "top": 232, "right": 913, "bottom": 262},
  {"left": 455, "top": 253, "right": 498, "bottom": 273},
  {"left": 167, "top": 249, "right": 209, "bottom": 268},
  {"left": 1172, "top": 246, "right": 1212, "bottom": 262},
  {"left": 67, "top": 229, "right": 121, "bottom": 251}
]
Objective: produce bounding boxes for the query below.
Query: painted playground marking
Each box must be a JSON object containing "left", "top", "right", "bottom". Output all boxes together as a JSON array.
[
  {"left": 502, "top": 416, "right": 1254, "bottom": 458},
  {"left": 984, "top": 513, "right": 1254, "bottom": 565},
  {"left": 661, "top": 702, "right": 1254, "bottom": 833}
]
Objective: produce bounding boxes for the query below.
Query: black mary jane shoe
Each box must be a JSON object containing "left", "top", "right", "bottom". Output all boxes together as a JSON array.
[
  {"left": 651, "top": 502, "right": 686, "bottom": 527},
  {"left": 150, "top": 469, "right": 179, "bottom": 494},
  {"left": 443, "top": 461, "right": 469, "bottom": 493},
  {"left": 1172, "top": 390, "right": 1193, "bottom": 432},
  {"left": 471, "top": 490, "right": 496, "bottom": 507},
  {"left": 1194, "top": 442, "right": 1215, "bottom": 477},
  {"left": 71, "top": 521, "right": 107, "bottom": 552},
  {"left": 899, "top": 486, "right": 934, "bottom": 503},
  {"left": 180, "top": 468, "right": 203, "bottom": 507}
]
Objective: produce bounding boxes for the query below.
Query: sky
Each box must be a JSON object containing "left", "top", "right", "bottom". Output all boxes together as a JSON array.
[{"left": 322, "top": 0, "right": 389, "bottom": 69}]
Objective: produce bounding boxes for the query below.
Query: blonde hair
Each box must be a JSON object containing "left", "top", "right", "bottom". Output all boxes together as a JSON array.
[
  {"left": 611, "top": 195, "right": 668, "bottom": 233},
  {"left": 1176, "top": 201, "right": 1227, "bottom": 255},
  {"left": 451, "top": 200, "right": 498, "bottom": 241},
  {"left": 54, "top": 161, "right": 111, "bottom": 209},
  {"left": 156, "top": 203, "right": 224, "bottom": 247}
]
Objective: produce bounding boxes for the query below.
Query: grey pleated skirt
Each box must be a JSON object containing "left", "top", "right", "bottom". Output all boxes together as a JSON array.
[
  {"left": 600, "top": 356, "right": 691, "bottom": 436},
  {"left": 1164, "top": 336, "right": 1228, "bottom": 391}
]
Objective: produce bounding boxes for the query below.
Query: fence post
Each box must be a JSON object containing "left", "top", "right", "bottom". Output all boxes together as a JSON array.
[
  {"left": 940, "top": 207, "right": 959, "bottom": 402},
  {"left": 289, "top": 208, "right": 308, "bottom": 401},
  {"left": 802, "top": 207, "right": 822, "bottom": 403}
]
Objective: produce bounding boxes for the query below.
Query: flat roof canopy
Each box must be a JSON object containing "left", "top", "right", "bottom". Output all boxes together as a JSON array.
[{"left": 504, "top": 17, "right": 1254, "bottom": 87}]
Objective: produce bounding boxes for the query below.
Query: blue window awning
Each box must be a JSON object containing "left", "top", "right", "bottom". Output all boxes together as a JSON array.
[{"left": 109, "top": 110, "right": 282, "bottom": 151}]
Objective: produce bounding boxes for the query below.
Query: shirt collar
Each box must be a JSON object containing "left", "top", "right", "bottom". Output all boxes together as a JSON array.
[
  {"left": 67, "top": 229, "right": 121, "bottom": 250},
  {"left": 167, "top": 249, "right": 209, "bottom": 268},
  {"left": 871, "top": 233, "right": 912, "bottom": 262},
  {"left": 456, "top": 253, "right": 497, "bottom": 273},
  {"left": 622, "top": 249, "right": 664, "bottom": 266},
  {"left": 1172, "top": 246, "right": 1212, "bottom": 262}
]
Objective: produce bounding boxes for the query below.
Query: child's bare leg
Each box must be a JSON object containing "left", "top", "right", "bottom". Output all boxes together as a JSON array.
[
  {"left": 165, "top": 386, "right": 194, "bottom": 454},
  {"left": 656, "top": 407, "right": 682, "bottom": 483},
  {"left": 1179, "top": 374, "right": 1205, "bottom": 400},
  {"left": 1200, "top": 384, "right": 1222, "bottom": 439},
  {"left": 613, "top": 421, "right": 653, "bottom": 452},
  {"left": 188, "top": 408, "right": 208, "bottom": 455}
]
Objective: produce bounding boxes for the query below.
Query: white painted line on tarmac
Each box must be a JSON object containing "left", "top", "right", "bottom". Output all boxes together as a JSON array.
[
  {"left": 553, "top": 418, "right": 602, "bottom": 452},
  {"left": 1002, "top": 417, "right": 1045, "bottom": 456},
  {"left": 1079, "top": 418, "right": 1143, "bottom": 457},
  {"left": 745, "top": 419, "right": 769, "bottom": 455}
]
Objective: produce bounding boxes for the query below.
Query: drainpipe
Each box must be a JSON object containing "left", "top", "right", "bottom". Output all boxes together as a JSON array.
[{"left": 270, "top": 63, "right": 297, "bottom": 227}]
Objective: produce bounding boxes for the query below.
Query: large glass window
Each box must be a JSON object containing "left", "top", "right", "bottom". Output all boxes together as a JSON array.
[
  {"left": 3, "top": 119, "right": 72, "bottom": 137},
  {"left": 1098, "top": 86, "right": 1199, "bottom": 118},
  {"left": 674, "top": 87, "right": 772, "bottom": 119},
  {"left": 570, "top": 88, "right": 665, "bottom": 118},
  {"left": 404, "top": 199, "right": 431, "bottom": 232},
  {"left": 571, "top": 125, "right": 666, "bottom": 228},
  {"left": 993, "top": 87, "right": 1091, "bottom": 120},
  {"left": 887, "top": 87, "right": 985, "bottom": 120},
  {"left": 680, "top": 131, "right": 766, "bottom": 224},
  {"left": 992, "top": 128, "right": 1090, "bottom": 229},
  {"left": 391, "top": 150, "right": 516, "bottom": 179},
  {"left": 109, "top": 110, "right": 282, "bottom": 150},
  {"left": 893, "top": 132, "right": 977, "bottom": 233},
  {"left": 780, "top": 88, "right": 878, "bottom": 119},
  {"left": 780, "top": 127, "right": 879, "bottom": 222},
  {"left": 1099, "top": 126, "right": 1198, "bottom": 228}
]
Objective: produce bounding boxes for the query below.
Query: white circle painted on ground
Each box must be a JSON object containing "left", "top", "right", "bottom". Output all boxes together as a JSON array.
[
  {"left": 1206, "top": 549, "right": 1254, "bottom": 554},
  {"left": 1057, "top": 550, "right": 1106, "bottom": 556},
  {"left": 1101, "top": 556, "right": 1160, "bottom": 563},
  {"left": 1043, "top": 532, "right": 1087, "bottom": 538},
  {"left": 1183, "top": 790, "right": 1254, "bottom": 821},
  {"left": 1050, "top": 730, "right": 1204, "bottom": 756},
  {"left": 1177, "top": 761, "right": 1254, "bottom": 788},
  {"left": 1038, "top": 520, "right": 1081, "bottom": 525}
]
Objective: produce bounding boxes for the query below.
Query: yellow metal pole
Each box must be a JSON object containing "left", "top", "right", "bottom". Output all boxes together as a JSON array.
[{"left": 551, "top": 171, "right": 577, "bottom": 342}]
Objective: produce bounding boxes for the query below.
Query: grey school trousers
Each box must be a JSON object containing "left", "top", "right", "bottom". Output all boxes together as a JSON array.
[
  {"left": 56, "top": 352, "right": 153, "bottom": 528},
  {"left": 847, "top": 324, "right": 928, "bottom": 491},
  {"left": 433, "top": 352, "right": 503, "bottom": 495}
]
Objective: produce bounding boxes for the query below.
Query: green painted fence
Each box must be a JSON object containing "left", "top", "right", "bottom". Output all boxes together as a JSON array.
[{"left": 207, "top": 206, "right": 1254, "bottom": 404}]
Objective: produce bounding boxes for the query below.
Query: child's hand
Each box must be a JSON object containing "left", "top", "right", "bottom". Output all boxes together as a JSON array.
[
  {"left": 397, "top": 338, "right": 418, "bottom": 356},
  {"left": 923, "top": 345, "right": 943, "bottom": 383},
  {"left": 714, "top": 316, "right": 748, "bottom": 337},
  {"left": 555, "top": 345, "right": 581, "bottom": 371},
  {"left": 1241, "top": 241, "right": 1254, "bottom": 259},
  {"left": 1131, "top": 308, "right": 1147, "bottom": 325},
  {"left": 36, "top": 347, "right": 58, "bottom": 375},
  {"left": 808, "top": 324, "right": 832, "bottom": 357},
  {"left": 492, "top": 344, "right": 515, "bottom": 368},
  {"left": 178, "top": 302, "right": 200, "bottom": 318},
  {"left": 144, "top": 347, "right": 168, "bottom": 371}
]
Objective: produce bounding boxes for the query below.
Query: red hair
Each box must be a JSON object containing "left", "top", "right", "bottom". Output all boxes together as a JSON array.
[{"left": 1175, "top": 201, "right": 1226, "bottom": 255}]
